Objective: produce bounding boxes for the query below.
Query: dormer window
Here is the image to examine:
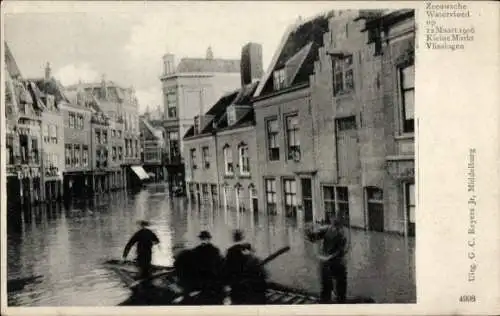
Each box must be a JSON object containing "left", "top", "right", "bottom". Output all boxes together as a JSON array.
[
  {"left": 332, "top": 55, "right": 354, "bottom": 96},
  {"left": 227, "top": 106, "right": 237, "bottom": 126},
  {"left": 273, "top": 68, "right": 286, "bottom": 90},
  {"left": 193, "top": 116, "right": 200, "bottom": 134}
]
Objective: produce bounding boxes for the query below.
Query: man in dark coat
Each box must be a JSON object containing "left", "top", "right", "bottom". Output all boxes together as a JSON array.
[
  {"left": 190, "top": 230, "right": 224, "bottom": 304},
  {"left": 122, "top": 220, "right": 160, "bottom": 280},
  {"left": 306, "top": 217, "right": 348, "bottom": 303}
]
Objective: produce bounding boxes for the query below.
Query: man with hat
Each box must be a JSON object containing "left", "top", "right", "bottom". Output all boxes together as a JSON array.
[
  {"left": 190, "top": 230, "right": 224, "bottom": 304},
  {"left": 123, "top": 220, "right": 160, "bottom": 280}
]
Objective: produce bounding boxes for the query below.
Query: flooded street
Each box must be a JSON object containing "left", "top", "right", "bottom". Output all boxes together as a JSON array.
[{"left": 7, "top": 184, "right": 415, "bottom": 306}]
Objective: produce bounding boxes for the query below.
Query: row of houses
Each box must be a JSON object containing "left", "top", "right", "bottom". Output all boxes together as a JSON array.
[
  {"left": 182, "top": 9, "right": 416, "bottom": 236},
  {"left": 5, "top": 43, "right": 146, "bottom": 208}
]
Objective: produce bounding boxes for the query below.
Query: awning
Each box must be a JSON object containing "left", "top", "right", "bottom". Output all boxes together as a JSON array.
[{"left": 131, "top": 166, "right": 150, "bottom": 180}]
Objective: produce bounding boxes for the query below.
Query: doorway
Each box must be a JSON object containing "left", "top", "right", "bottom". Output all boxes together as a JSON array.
[
  {"left": 366, "top": 187, "right": 384, "bottom": 232},
  {"left": 301, "top": 178, "right": 313, "bottom": 222}
]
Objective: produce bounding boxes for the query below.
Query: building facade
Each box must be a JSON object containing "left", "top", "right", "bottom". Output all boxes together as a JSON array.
[
  {"left": 253, "top": 13, "right": 333, "bottom": 224},
  {"left": 32, "top": 63, "right": 66, "bottom": 201},
  {"left": 139, "top": 117, "right": 165, "bottom": 182},
  {"left": 183, "top": 43, "right": 263, "bottom": 213},
  {"left": 250, "top": 10, "right": 415, "bottom": 235},
  {"left": 5, "top": 43, "right": 44, "bottom": 207},
  {"left": 160, "top": 46, "right": 243, "bottom": 192},
  {"left": 66, "top": 78, "right": 145, "bottom": 191}
]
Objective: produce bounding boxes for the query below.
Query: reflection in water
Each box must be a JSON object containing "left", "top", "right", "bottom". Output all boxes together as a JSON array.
[{"left": 7, "top": 184, "right": 415, "bottom": 306}]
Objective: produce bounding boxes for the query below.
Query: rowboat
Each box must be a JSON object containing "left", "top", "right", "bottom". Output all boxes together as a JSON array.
[{"left": 103, "top": 257, "right": 376, "bottom": 305}]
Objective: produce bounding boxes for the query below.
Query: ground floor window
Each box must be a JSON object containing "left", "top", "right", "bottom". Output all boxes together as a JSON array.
[
  {"left": 322, "top": 185, "right": 350, "bottom": 225},
  {"left": 283, "top": 179, "right": 297, "bottom": 218},
  {"left": 265, "top": 178, "right": 277, "bottom": 215},
  {"left": 188, "top": 182, "right": 195, "bottom": 200},
  {"left": 211, "top": 184, "right": 218, "bottom": 204},
  {"left": 405, "top": 183, "right": 415, "bottom": 236},
  {"left": 366, "top": 187, "right": 384, "bottom": 232},
  {"left": 202, "top": 183, "right": 210, "bottom": 202}
]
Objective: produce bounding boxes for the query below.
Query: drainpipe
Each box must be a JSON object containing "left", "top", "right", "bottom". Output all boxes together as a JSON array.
[{"left": 213, "top": 130, "right": 221, "bottom": 206}]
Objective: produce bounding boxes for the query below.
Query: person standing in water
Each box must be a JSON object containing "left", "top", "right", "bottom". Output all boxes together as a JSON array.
[
  {"left": 122, "top": 220, "right": 160, "bottom": 280},
  {"left": 306, "top": 217, "right": 348, "bottom": 303}
]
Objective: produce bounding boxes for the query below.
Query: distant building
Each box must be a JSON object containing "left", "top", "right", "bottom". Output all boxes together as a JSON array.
[
  {"left": 63, "top": 83, "right": 95, "bottom": 197},
  {"left": 139, "top": 117, "right": 165, "bottom": 181},
  {"left": 5, "top": 42, "right": 44, "bottom": 207},
  {"left": 143, "top": 105, "right": 163, "bottom": 121},
  {"left": 183, "top": 43, "right": 263, "bottom": 213},
  {"left": 160, "top": 46, "right": 244, "bottom": 191},
  {"left": 30, "top": 63, "right": 67, "bottom": 201},
  {"left": 66, "top": 78, "right": 147, "bottom": 191}
]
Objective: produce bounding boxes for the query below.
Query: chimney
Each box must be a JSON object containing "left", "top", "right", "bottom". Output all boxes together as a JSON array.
[
  {"left": 206, "top": 46, "right": 214, "bottom": 60},
  {"left": 45, "top": 62, "right": 51, "bottom": 80},
  {"left": 240, "top": 43, "right": 263, "bottom": 86},
  {"left": 162, "top": 54, "right": 175, "bottom": 75}
]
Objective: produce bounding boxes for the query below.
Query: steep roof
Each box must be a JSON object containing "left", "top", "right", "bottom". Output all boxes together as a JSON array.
[
  {"left": 141, "top": 118, "right": 163, "bottom": 140},
  {"left": 4, "top": 42, "right": 22, "bottom": 79},
  {"left": 176, "top": 58, "right": 240, "bottom": 73},
  {"left": 183, "top": 81, "right": 259, "bottom": 139},
  {"left": 254, "top": 10, "right": 334, "bottom": 97},
  {"left": 31, "top": 77, "right": 70, "bottom": 104}
]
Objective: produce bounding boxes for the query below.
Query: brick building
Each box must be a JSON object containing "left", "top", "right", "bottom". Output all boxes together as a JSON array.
[
  {"left": 139, "top": 117, "right": 165, "bottom": 181},
  {"left": 160, "top": 46, "right": 243, "bottom": 192},
  {"left": 251, "top": 9, "right": 415, "bottom": 236},
  {"left": 5, "top": 42, "right": 44, "bottom": 207},
  {"left": 252, "top": 12, "right": 334, "bottom": 223},
  {"left": 63, "top": 85, "right": 97, "bottom": 197},
  {"left": 183, "top": 43, "right": 263, "bottom": 212},
  {"left": 31, "top": 63, "right": 66, "bottom": 201}
]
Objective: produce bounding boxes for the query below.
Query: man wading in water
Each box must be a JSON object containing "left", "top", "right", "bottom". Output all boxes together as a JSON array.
[
  {"left": 306, "top": 217, "right": 348, "bottom": 303},
  {"left": 122, "top": 220, "right": 160, "bottom": 280}
]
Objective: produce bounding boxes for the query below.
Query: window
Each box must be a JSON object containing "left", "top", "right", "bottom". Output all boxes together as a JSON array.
[
  {"left": 50, "top": 125, "right": 57, "bottom": 144},
  {"left": 168, "top": 131, "right": 180, "bottom": 160},
  {"left": 323, "top": 186, "right": 336, "bottom": 221},
  {"left": 69, "top": 113, "right": 75, "bottom": 128},
  {"left": 265, "top": 178, "right": 277, "bottom": 215},
  {"left": 118, "top": 146, "right": 123, "bottom": 161},
  {"left": 166, "top": 92, "right": 177, "bottom": 118},
  {"left": 31, "top": 138, "right": 39, "bottom": 164},
  {"left": 74, "top": 145, "right": 81, "bottom": 166},
  {"left": 333, "top": 55, "right": 354, "bottom": 95},
  {"left": 193, "top": 116, "right": 200, "bottom": 133},
  {"left": 202, "top": 184, "right": 210, "bottom": 200},
  {"left": 82, "top": 146, "right": 89, "bottom": 166},
  {"left": 7, "top": 135, "right": 14, "bottom": 164},
  {"left": 190, "top": 148, "right": 197, "bottom": 170},
  {"left": 405, "top": 183, "right": 415, "bottom": 236},
  {"left": 273, "top": 68, "right": 286, "bottom": 90},
  {"left": 96, "top": 130, "right": 101, "bottom": 145},
  {"left": 202, "top": 146, "right": 210, "bottom": 169},
  {"left": 227, "top": 106, "right": 237, "bottom": 126},
  {"left": 65, "top": 144, "right": 71, "bottom": 166},
  {"left": 211, "top": 184, "right": 218, "bottom": 203},
  {"left": 77, "top": 114, "right": 83, "bottom": 129},
  {"left": 103, "top": 131, "right": 108, "bottom": 144},
  {"left": 112, "top": 146, "right": 117, "bottom": 161},
  {"left": 239, "top": 145, "right": 250, "bottom": 175},
  {"left": 323, "top": 186, "right": 350, "bottom": 224},
  {"left": 224, "top": 146, "right": 233, "bottom": 175},
  {"left": 135, "top": 140, "right": 139, "bottom": 158},
  {"left": 366, "top": 187, "right": 384, "bottom": 232},
  {"left": 118, "top": 130, "right": 122, "bottom": 138},
  {"left": 283, "top": 179, "right": 297, "bottom": 218},
  {"left": 267, "top": 119, "right": 280, "bottom": 161},
  {"left": 286, "top": 115, "right": 300, "bottom": 161},
  {"left": 112, "top": 129, "right": 116, "bottom": 137},
  {"left": 400, "top": 64, "right": 415, "bottom": 133},
  {"left": 43, "top": 125, "right": 49, "bottom": 143}
]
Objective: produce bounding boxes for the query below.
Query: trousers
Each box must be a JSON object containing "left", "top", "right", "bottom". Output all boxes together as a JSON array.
[{"left": 320, "top": 261, "right": 347, "bottom": 303}]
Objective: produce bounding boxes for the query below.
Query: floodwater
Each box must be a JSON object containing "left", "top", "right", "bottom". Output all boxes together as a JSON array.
[{"left": 7, "top": 183, "right": 416, "bottom": 306}]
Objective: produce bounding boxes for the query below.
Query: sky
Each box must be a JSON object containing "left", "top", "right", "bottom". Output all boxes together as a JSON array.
[{"left": 3, "top": 1, "right": 340, "bottom": 114}]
